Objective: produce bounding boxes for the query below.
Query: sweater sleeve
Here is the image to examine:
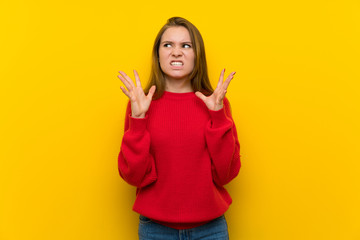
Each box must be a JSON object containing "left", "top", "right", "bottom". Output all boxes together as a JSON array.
[
  {"left": 205, "top": 97, "right": 241, "bottom": 186},
  {"left": 118, "top": 101, "right": 157, "bottom": 188}
]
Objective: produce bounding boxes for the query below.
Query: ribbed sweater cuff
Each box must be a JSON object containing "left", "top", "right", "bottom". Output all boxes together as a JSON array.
[
  {"left": 208, "top": 107, "right": 231, "bottom": 128},
  {"left": 128, "top": 113, "right": 148, "bottom": 133}
]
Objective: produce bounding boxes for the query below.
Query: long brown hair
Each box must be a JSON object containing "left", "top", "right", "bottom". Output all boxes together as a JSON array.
[{"left": 144, "top": 17, "right": 214, "bottom": 99}]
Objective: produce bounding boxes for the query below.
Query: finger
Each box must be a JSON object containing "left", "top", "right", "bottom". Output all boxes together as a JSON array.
[
  {"left": 222, "top": 72, "right": 236, "bottom": 91},
  {"left": 195, "top": 91, "right": 207, "bottom": 101},
  {"left": 119, "top": 70, "right": 135, "bottom": 89},
  {"left": 134, "top": 70, "right": 142, "bottom": 88},
  {"left": 118, "top": 74, "right": 133, "bottom": 91},
  {"left": 120, "top": 86, "right": 132, "bottom": 99},
  {"left": 147, "top": 85, "right": 156, "bottom": 99},
  {"left": 118, "top": 71, "right": 133, "bottom": 90},
  {"left": 216, "top": 68, "right": 225, "bottom": 89}
]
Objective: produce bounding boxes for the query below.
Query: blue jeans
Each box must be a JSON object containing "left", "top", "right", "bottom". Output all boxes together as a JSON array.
[{"left": 138, "top": 214, "right": 229, "bottom": 240}]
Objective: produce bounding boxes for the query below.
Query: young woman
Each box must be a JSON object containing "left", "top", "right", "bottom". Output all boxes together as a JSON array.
[{"left": 117, "top": 17, "right": 241, "bottom": 240}]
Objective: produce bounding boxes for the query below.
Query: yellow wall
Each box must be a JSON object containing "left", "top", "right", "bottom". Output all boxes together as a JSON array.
[{"left": 1, "top": 0, "right": 359, "bottom": 239}]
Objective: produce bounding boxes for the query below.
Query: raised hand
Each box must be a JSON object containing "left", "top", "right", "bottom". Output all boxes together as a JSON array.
[
  {"left": 118, "top": 70, "right": 156, "bottom": 118},
  {"left": 195, "top": 69, "right": 235, "bottom": 111}
]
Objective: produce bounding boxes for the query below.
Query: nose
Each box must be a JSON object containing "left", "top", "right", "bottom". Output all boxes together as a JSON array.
[{"left": 171, "top": 47, "right": 183, "bottom": 57}]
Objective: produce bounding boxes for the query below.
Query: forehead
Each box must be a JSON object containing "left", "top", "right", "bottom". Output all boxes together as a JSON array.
[{"left": 161, "top": 26, "right": 191, "bottom": 42}]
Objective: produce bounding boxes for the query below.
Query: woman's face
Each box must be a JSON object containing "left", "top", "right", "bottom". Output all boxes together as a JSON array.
[{"left": 158, "top": 26, "right": 195, "bottom": 83}]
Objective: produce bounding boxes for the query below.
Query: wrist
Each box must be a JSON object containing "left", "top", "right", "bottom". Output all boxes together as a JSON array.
[
  {"left": 212, "top": 104, "right": 224, "bottom": 111},
  {"left": 132, "top": 113, "right": 146, "bottom": 118}
]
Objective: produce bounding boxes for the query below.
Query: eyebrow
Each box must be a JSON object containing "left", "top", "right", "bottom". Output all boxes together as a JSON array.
[{"left": 160, "top": 41, "right": 192, "bottom": 44}]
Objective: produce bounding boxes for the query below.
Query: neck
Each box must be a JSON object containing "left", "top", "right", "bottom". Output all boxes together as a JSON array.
[{"left": 165, "top": 77, "right": 193, "bottom": 93}]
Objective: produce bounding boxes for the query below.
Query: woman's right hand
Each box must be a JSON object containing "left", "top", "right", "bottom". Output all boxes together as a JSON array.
[{"left": 118, "top": 70, "right": 156, "bottom": 118}]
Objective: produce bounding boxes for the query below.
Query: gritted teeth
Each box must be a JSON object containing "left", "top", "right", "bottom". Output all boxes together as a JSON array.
[{"left": 170, "top": 61, "right": 184, "bottom": 66}]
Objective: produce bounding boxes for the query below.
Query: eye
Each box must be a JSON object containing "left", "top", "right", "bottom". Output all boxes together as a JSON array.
[
  {"left": 163, "top": 43, "right": 172, "bottom": 47},
  {"left": 183, "top": 44, "right": 192, "bottom": 48}
]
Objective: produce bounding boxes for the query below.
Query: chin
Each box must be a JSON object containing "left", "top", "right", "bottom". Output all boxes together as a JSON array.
[{"left": 164, "top": 71, "right": 192, "bottom": 79}]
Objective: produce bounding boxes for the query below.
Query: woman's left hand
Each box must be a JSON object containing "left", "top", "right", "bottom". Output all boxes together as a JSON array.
[{"left": 195, "top": 69, "right": 236, "bottom": 111}]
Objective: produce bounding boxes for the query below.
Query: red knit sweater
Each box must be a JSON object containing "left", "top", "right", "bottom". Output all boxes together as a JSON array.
[{"left": 118, "top": 91, "right": 241, "bottom": 229}]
